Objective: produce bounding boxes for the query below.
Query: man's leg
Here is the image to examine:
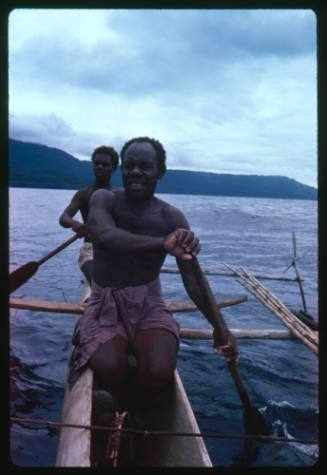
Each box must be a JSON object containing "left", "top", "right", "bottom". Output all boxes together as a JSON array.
[
  {"left": 88, "top": 337, "right": 129, "bottom": 465},
  {"left": 131, "top": 329, "right": 178, "bottom": 464},
  {"left": 88, "top": 336, "right": 129, "bottom": 406},
  {"left": 131, "top": 329, "right": 178, "bottom": 412}
]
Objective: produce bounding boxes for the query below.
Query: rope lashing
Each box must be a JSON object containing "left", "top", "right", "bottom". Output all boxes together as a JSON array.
[
  {"left": 105, "top": 411, "right": 128, "bottom": 466},
  {"left": 10, "top": 417, "right": 318, "bottom": 445}
]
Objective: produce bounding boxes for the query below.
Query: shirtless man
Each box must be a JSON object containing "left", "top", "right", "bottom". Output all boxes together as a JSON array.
[
  {"left": 59, "top": 146, "right": 119, "bottom": 284},
  {"left": 68, "top": 137, "right": 237, "bottom": 421}
]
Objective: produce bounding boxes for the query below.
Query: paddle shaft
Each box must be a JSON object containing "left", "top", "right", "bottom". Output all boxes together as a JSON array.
[
  {"left": 37, "top": 233, "right": 79, "bottom": 265},
  {"left": 190, "top": 257, "right": 230, "bottom": 344},
  {"left": 227, "top": 361, "right": 252, "bottom": 409},
  {"left": 190, "top": 257, "right": 252, "bottom": 408}
]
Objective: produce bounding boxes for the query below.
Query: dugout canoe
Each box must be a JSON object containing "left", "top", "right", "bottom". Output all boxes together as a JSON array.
[{"left": 55, "top": 282, "right": 212, "bottom": 467}]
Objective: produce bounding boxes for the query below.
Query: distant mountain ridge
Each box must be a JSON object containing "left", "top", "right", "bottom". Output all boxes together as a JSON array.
[{"left": 9, "top": 139, "right": 317, "bottom": 200}]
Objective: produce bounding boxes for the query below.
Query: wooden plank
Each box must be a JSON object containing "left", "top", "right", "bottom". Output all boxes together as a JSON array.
[
  {"left": 155, "top": 370, "right": 212, "bottom": 466},
  {"left": 10, "top": 298, "right": 84, "bottom": 314},
  {"left": 56, "top": 282, "right": 93, "bottom": 467},
  {"left": 9, "top": 294, "right": 247, "bottom": 314},
  {"left": 56, "top": 368, "right": 93, "bottom": 467},
  {"left": 9, "top": 298, "right": 293, "bottom": 339},
  {"left": 161, "top": 266, "right": 299, "bottom": 282},
  {"left": 173, "top": 370, "right": 212, "bottom": 466},
  {"left": 180, "top": 328, "right": 294, "bottom": 339}
]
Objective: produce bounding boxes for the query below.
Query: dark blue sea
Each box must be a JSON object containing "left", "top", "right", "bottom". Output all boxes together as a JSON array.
[{"left": 9, "top": 188, "right": 319, "bottom": 467}]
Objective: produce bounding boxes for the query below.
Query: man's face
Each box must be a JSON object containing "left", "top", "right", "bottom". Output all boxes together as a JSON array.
[
  {"left": 92, "top": 154, "right": 114, "bottom": 180},
  {"left": 121, "top": 141, "right": 161, "bottom": 202}
]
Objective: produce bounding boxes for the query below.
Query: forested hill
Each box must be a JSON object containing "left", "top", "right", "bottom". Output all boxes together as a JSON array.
[{"left": 9, "top": 139, "right": 317, "bottom": 200}]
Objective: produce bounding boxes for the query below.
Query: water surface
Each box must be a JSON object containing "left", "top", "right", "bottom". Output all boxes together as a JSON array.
[{"left": 9, "top": 188, "right": 318, "bottom": 466}]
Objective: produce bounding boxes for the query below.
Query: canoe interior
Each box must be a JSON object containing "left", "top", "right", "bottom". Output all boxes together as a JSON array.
[
  {"left": 56, "top": 360, "right": 212, "bottom": 467},
  {"left": 91, "top": 357, "right": 212, "bottom": 467}
]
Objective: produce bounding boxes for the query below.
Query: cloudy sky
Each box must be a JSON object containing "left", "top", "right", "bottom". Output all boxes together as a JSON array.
[{"left": 9, "top": 9, "right": 317, "bottom": 187}]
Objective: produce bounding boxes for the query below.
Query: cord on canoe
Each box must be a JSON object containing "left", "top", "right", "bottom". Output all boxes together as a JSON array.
[
  {"left": 10, "top": 416, "right": 318, "bottom": 445},
  {"left": 105, "top": 411, "right": 128, "bottom": 466}
]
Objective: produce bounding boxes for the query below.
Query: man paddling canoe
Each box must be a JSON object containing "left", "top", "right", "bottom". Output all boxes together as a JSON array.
[
  {"left": 59, "top": 146, "right": 119, "bottom": 285},
  {"left": 68, "top": 137, "right": 238, "bottom": 426}
]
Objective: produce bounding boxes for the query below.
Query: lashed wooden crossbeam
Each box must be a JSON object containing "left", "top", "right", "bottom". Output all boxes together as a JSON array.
[
  {"left": 224, "top": 264, "right": 318, "bottom": 355},
  {"left": 9, "top": 295, "right": 247, "bottom": 315},
  {"left": 179, "top": 328, "right": 293, "bottom": 340},
  {"left": 9, "top": 297, "right": 294, "bottom": 340},
  {"left": 161, "top": 266, "right": 299, "bottom": 282}
]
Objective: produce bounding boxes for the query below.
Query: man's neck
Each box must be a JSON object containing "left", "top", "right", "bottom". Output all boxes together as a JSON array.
[
  {"left": 123, "top": 193, "right": 158, "bottom": 212},
  {"left": 94, "top": 179, "right": 112, "bottom": 189}
]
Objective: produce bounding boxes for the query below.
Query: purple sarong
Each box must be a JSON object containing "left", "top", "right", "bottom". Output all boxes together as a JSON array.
[{"left": 68, "top": 278, "right": 180, "bottom": 386}]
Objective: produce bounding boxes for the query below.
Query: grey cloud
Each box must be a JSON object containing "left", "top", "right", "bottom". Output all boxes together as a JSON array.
[
  {"left": 196, "top": 10, "right": 316, "bottom": 57},
  {"left": 9, "top": 113, "right": 76, "bottom": 141},
  {"left": 9, "top": 113, "right": 124, "bottom": 159},
  {"left": 10, "top": 10, "right": 315, "bottom": 97},
  {"left": 106, "top": 10, "right": 316, "bottom": 58}
]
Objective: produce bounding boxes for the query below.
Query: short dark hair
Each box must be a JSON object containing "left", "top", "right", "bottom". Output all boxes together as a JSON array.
[
  {"left": 91, "top": 146, "right": 119, "bottom": 170},
  {"left": 120, "top": 137, "right": 166, "bottom": 176}
]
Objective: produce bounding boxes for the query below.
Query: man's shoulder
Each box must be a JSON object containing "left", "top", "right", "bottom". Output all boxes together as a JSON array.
[
  {"left": 90, "top": 188, "right": 122, "bottom": 205},
  {"left": 68, "top": 188, "right": 89, "bottom": 205},
  {"left": 75, "top": 185, "right": 95, "bottom": 198},
  {"left": 91, "top": 188, "right": 114, "bottom": 199},
  {"left": 155, "top": 197, "right": 187, "bottom": 227},
  {"left": 156, "top": 196, "right": 182, "bottom": 214},
  {"left": 83, "top": 185, "right": 120, "bottom": 198}
]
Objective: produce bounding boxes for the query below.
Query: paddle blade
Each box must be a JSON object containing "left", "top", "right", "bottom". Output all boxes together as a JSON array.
[
  {"left": 9, "top": 261, "right": 39, "bottom": 293},
  {"left": 243, "top": 404, "right": 271, "bottom": 436}
]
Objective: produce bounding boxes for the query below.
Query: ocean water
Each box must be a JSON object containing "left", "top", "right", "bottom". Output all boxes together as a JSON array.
[{"left": 9, "top": 188, "right": 319, "bottom": 467}]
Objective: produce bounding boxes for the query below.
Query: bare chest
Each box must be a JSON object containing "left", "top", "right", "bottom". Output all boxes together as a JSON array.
[{"left": 112, "top": 204, "right": 171, "bottom": 237}]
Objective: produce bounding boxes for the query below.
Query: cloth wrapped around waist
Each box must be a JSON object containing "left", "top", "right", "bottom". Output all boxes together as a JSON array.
[{"left": 68, "top": 278, "right": 180, "bottom": 386}]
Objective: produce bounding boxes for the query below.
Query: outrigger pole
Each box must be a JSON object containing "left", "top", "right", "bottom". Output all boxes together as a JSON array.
[
  {"left": 224, "top": 264, "right": 318, "bottom": 355},
  {"left": 161, "top": 266, "right": 299, "bottom": 282}
]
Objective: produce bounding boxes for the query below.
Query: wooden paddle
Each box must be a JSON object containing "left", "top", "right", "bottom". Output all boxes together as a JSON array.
[
  {"left": 190, "top": 256, "right": 271, "bottom": 436},
  {"left": 9, "top": 234, "right": 80, "bottom": 293}
]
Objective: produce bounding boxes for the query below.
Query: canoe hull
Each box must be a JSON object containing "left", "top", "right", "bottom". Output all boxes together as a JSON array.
[
  {"left": 56, "top": 368, "right": 93, "bottom": 466},
  {"left": 56, "top": 280, "right": 212, "bottom": 467},
  {"left": 56, "top": 281, "right": 93, "bottom": 467},
  {"left": 56, "top": 366, "right": 212, "bottom": 467},
  {"left": 154, "top": 369, "right": 212, "bottom": 467}
]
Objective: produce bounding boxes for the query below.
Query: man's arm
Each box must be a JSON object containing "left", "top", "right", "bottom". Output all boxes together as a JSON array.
[
  {"left": 169, "top": 212, "right": 238, "bottom": 361},
  {"left": 59, "top": 191, "right": 88, "bottom": 236},
  {"left": 87, "top": 189, "right": 193, "bottom": 259},
  {"left": 177, "top": 258, "right": 237, "bottom": 360}
]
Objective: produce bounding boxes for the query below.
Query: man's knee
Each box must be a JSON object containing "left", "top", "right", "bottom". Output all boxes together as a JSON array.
[
  {"left": 88, "top": 339, "right": 128, "bottom": 388},
  {"left": 90, "top": 358, "right": 123, "bottom": 387},
  {"left": 138, "top": 360, "right": 174, "bottom": 391}
]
